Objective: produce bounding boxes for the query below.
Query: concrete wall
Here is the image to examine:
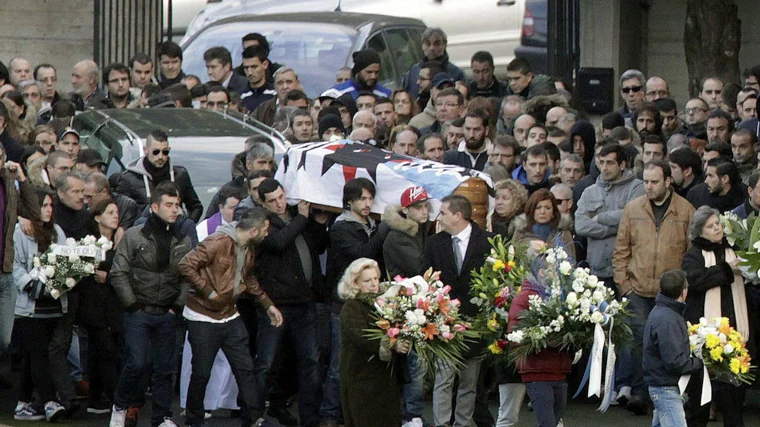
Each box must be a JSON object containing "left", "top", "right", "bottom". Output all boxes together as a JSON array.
[{"left": 0, "top": 0, "right": 94, "bottom": 90}]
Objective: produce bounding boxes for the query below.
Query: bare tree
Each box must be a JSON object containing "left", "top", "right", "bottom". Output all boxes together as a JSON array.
[{"left": 684, "top": 0, "right": 741, "bottom": 97}]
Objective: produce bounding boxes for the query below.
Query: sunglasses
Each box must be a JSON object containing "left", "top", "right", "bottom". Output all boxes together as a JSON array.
[
  {"left": 621, "top": 85, "right": 642, "bottom": 94},
  {"left": 152, "top": 149, "right": 170, "bottom": 156}
]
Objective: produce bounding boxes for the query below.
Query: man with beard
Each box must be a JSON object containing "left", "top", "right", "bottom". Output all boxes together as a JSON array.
[
  {"left": 401, "top": 28, "right": 465, "bottom": 100},
  {"left": 69, "top": 60, "right": 106, "bottom": 111},
  {"left": 321, "top": 49, "right": 391, "bottom": 100},
  {"left": 731, "top": 128, "right": 758, "bottom": 184},
  {"left": 686, "top": 158, "right": 747, "bottom": 212},
  {"left": 443, "top": 110, "right": 488, "bottom": 170},
  {"left": 103, "top": 63, "right": 134, "bottom": 108},
  {"left": 706, "top": 109, "right": 733, "bottom": 144},
  {"left": 178, "top": 207, "right": 284, "bottom": 427},
  {"left": 612, "top": 159, "right": 694, "bottom": 416},
  {"left": 667, "top": 147, "right": 703, "bottom": 198}
]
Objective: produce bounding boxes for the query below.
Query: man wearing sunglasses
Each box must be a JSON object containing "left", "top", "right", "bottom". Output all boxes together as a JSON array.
[
  {"left": 115, "top": 129, "right": 203, "bottom": 222},
  {"left": 616, "top": 69, "right": 647, "bottom": 125}
]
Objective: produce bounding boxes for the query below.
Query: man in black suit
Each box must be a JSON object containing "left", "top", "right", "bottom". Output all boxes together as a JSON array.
[
  {"left": 425, "top": 195, "right": 492, "bottom": 427},
  {"left": 204, "top": 46, "right": 249, "bottom": 97}
]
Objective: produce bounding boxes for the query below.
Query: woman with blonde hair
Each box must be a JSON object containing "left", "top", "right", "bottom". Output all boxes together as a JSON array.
[
  {"left": 491, "top": 179, "right": 529, "bottom": 239},
  {"left": 338, "top": 258, "right": 410, "bottom": 427}
]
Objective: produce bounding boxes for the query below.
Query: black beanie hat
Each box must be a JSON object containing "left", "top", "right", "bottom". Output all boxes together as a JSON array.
[
  {"left": 351, "top": 48, "right": 381, "bottom": 76},
  {"left": 319, "top": 114, "right": 345, "bottom": 139}
]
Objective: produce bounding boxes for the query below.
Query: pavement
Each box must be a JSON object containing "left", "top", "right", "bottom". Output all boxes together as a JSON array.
[{"left": 0, "top": 389, "right": 759, "bottom": 427}]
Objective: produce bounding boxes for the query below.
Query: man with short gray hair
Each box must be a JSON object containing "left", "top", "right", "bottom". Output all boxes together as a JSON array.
[
  {"left": 401, "top": 28, "right": 465, "bottom": 99},
  {"left": 204, "top": 142, "right": 274, "bottom": 219},
  {"left": 616, "top": 69, "right": 646, "bottom": 124}
]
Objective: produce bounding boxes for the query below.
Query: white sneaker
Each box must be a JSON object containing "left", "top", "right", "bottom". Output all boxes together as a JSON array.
[
  {"left": 109, "top": 405, "right": 127, "bottom": 427},
  {"left": 410, "top": 417, "right": 424, "bottom": 427},
  {"left": 617, "top": 385, "right": 632, "bottom": 405},
  {"left": 44, "top": 401, "right": 66, "bottom": 423},
  {"left": 158, "top": 417, "right": 179, "bottom": 427}
]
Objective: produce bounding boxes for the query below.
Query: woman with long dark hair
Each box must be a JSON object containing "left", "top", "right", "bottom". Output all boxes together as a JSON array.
[
  {"left": 13, "top": 189, "right": 67, "bottom": 421},
  {"left": 78, "top": 198, "right": 123, "bottom": 414}
]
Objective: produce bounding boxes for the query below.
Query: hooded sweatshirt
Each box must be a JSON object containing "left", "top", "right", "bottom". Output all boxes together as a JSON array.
[
  {"left": 575, "top": 169, "right": 644, "bottom": 277},
  {"left": 569, "top": 120, "right": 596, "bottom": 170},
  {"left": 217, "top": 222, "right": 246, "bottom": 297}
]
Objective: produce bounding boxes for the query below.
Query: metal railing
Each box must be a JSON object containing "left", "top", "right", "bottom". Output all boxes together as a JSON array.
[{"left": 94, "top": 0, "right": 163, "bottom": 70}]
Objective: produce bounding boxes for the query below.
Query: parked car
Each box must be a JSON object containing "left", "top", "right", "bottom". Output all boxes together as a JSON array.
[
  {"left": 180, "top": 12, "right": 426, "bottom": 98},
  {"left": 514, "top": 0, "right": 548, "bottom": 74},
  {"left": 180, "top": 0, "right": 524, "bottom": 75},
  {"left": 163, "top": 0, "right": 208, "bottom": 39},
  {"left": 72, "top": 108, "right": 288, "bottom": 210}
]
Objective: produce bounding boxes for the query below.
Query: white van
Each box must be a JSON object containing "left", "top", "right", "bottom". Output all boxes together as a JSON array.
[{"left": 177, "top": 0, "right": 524, "bottom": 74}]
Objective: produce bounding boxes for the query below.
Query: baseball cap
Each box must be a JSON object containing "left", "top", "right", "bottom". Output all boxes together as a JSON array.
[
  {"left": 431, "top": 72, "right": 455, "bottom": 90},
  {"left": 58, "top": 127, "right": 80, "bottom": 141},
  {"left": 76, "top": 148, "right": 105, "bottom": 167},
  {"left": 400, "top": 186, "right": 430, "bottom": 208}
]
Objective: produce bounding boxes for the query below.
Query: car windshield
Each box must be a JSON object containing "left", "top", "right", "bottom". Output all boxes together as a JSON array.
[{"left": 182, "top": 21, "right": 356, "bottom": 98}]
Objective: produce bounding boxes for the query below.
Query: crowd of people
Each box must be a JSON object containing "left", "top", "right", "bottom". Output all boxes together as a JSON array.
[{"left": 0, "top": 23, "right": 759, "bottom": 427}]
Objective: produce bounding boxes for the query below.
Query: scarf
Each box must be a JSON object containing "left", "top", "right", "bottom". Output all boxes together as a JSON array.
[
  {"left": 702, "top": 248, "right": 750, "bottom": 340},
  {"left": 532, "top": 223, "right": 554, "bottom": 242}
]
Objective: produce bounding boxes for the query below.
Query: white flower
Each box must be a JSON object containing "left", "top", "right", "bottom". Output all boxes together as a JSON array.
[
  {"left": 559, "top": 261, "right": 572, "bottom": 275},
  {"left": 83, "top": 235, "right": 97, "bottom": 245},
  {"left": 68, "top": 254, "right": 80, "bottom": 263},
  {"left": 723, "top": 343, "right": 735, "bottom": 354},
  {"left": 546, "top": 252, "right": 556, "bottom": 264},
  {"left": 566, "top": 292, "right": 578, "bottom": 306},
  {"left": 590, "top": 311, "right": 604, "bottom": 323},
  {"left": 753, "top": 241, "right": 760, "bottom": 252},
  {"left": 507, "top": 330, "right": 525, "bottom": 343},
  {"left": 65, "top": 238, "right": 76, "bottom": 246},
  {"left": 33, "top": 257, "right": 41, "bottom": 268},
  {"left": 508, "top": 245, "right": 515, "bottom": 260},
  {"left": 65, "top": 278, "right": 76, "bottom": 288},
  {"left": 486, "top": 256, "right": 498, "bottom": 264},
  {"left": 47, "top": 253, "right": 57, "bottom": 263},
  {"left": 83, "top": 263, "right": 95, "bottom": 274},
  {"left": 555, "top": 248, "right": 568, "bottom": 260},
  {"left": 405, "top": 309, "right": 427, "bottom": 326},
  {"left": 50, "top": 289, "right": 60, "bottom": 299},
  {"left": 587, "top": 275, "right": 599, "bottom": 288},
  {"left": 43, "top": 266, "right": 55, "bottom": 277},
  {"left": 592, "top": 290, "right": 605, "bottom": 303},
  {"left": 572, "top": 280, "right": 585, "bottom": 294}
]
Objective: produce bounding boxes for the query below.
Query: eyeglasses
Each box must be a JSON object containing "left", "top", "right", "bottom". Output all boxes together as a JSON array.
[
  {"left": 152, "top": 149, "right": 170, "bottom": 156},
  {"left": 685, "top": 107, "right": 706, "bottom": 115},
  {"left": 621, "top": 86, "right": 642, "bottom": 94}
]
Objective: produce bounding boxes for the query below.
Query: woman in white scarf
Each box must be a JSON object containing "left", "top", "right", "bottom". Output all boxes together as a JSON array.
[{"left": 681, "top": 206, "right": 753, "bottom": 427}]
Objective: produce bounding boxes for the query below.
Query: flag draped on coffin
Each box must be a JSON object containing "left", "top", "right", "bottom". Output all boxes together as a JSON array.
[{"left": 274, "top": 140, "right": 495, "bottom": 216}]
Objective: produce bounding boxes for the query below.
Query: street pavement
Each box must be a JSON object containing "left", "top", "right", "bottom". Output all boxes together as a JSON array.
[{"left": 0, "top": 390, "right": 758, "bottom": 427}]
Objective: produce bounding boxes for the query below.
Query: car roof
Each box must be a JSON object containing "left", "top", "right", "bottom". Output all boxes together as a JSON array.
[
  {"left": 74, "top": 108, "right": 261, "bottom": 139},
  {"left": 187, "top": 11, "right": 424, "bottom": 41}
]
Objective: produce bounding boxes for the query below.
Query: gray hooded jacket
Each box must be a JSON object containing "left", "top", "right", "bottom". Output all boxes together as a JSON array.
[{"left": 575, "top": 169, "right": 644, "bottom": 277}]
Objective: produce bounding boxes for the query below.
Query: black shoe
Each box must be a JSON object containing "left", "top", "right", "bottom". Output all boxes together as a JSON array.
[
  {"left": 267, "top": 404, "right": 298, "bottom": 426},
  {"left": 87, "top": 400, "right": 111, "bottom": 415},
  {"left": 626, "top": 396, "right": 647, "bottom": 416}
]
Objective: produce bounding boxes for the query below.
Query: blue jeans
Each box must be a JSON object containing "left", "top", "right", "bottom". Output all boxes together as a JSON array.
[
  {"left": 251, "top": 304, "right": 322, "bottom": 427},
  {"left": 114, "top": 310, "right": 176, "bottom": 427},
  {"left": 403, "top": 350, "right": 425, "bottom": 421},
  {"left": 627, "top": 293, "right": 656, "bottom": 397},
  {"left": 525, "top": 381, "right": 567, "bottom": 427},
  {"left": 319, "top": 311, "right": 342, "bottom": 423},
  {"left": 649, "top": 386, "right": 687, "bottom": 427}
]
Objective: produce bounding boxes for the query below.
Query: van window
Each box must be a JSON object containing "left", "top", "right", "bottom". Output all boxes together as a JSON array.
[
  {"left": 384, "top": 29, "right": 418, "bottom": 80},
  {"left": 366, "top": 33, "right": 393, "bottom": 87}
]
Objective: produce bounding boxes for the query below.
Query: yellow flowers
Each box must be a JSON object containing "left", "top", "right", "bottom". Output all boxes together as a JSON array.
[
  {"left": 730, "top": 358, "right": 741, "bottom": 375},
  {"left": 492, "top": 260, "right": 505, "bottom": 271},
  {"left": 487, "top": 317, "right": 500, "bottom": 332},
  {"left": 709, "top": 346, "right": 724, "bottom": 362},
  {"left": 705, "top": 334, "right": 720, "bottom": 349},
  {"left": 488, "top": 341, "right": 504, "bottom": 354}
]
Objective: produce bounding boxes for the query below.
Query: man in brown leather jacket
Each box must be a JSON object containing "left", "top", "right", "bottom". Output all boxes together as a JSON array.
[{"left": 178, "top": 207, "right": 283, "bottom": 427}]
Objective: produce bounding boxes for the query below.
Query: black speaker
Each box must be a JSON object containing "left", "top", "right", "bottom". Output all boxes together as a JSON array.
[{"left": 578, "top": 67, "right": 614, "bottom": 115}]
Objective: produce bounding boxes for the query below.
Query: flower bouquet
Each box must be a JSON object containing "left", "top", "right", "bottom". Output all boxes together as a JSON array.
[
  {"left": 720, "top": 212, "right": 760, "bottom": 281},
  {"left": 506, "top": 246, "right": 631, "bottom": 362},
  {"left": 688, "top": 317, "right": 754, "bottom": 386},
  {"left": 31, "top": 235, "right": 113, "bottom": 299},
  {"left": 365, "top": 269, "right": 478, "bottom": 372},
  {"left": 469, "top": 235, "right": 527, "bottom": 356}
]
